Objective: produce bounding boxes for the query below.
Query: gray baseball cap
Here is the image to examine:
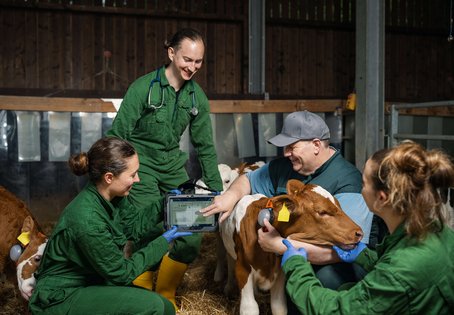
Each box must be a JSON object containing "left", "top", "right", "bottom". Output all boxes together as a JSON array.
[{"left": 267, "top": 111, "right": 330, "bottom": 147}]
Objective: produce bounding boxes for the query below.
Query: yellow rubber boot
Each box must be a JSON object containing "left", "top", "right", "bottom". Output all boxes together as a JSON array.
[
  {"left": 155, "top": 255, "right": 188, "bottom": 310},
  {"left": 132, "top": 271, "right": 154, "bottom": 290}
]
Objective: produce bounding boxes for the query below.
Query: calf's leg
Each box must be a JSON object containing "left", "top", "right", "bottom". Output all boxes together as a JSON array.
[{"left": 270, "top": 271, "right": 287, "bottom": 315}]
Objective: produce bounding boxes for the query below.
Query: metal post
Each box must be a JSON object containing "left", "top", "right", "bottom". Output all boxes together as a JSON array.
[{"left": 355, "top": 0, "right": 385, "bottom": 170}]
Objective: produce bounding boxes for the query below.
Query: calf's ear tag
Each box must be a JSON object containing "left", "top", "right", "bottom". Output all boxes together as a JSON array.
[
  {"left": 277, "top": 203, "right": 290, "bottom": 222},
  {"left": 17, "top": 232, "right": 31, "bottom": 246},
  {"left": 265, "top": 199, "right": 273, "bottom": 208}
]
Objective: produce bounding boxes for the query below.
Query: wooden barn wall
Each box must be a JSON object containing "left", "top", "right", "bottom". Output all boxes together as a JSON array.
[
  {"left": 0, "top": 0, "right": 453, "bottom": 101},
  {"left": 0, "top": 0, "right": 247, "bottom": 98}
]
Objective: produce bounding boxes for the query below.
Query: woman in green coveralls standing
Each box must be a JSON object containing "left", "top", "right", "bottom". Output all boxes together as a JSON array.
[
  {"left": 106, "top": 28, "right": 223, "bottom": 308},
  {"left": 29, "top": 137, "right": 191, "bottom": 315},
  {"left": 277, "top": 141, "right": 454, "bottom": 314}
]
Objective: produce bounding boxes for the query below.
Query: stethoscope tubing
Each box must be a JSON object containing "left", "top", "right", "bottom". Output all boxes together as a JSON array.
[{"left": 147, "top": 70, "right": 198, "bottom": 116}]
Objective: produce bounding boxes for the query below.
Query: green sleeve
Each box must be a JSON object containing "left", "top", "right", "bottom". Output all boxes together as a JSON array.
[
  {"left": 282, "top": 255, "right": 408, "bottom": 314},
  {"left": 115, "top": 197, "right": 164, "bottom": 250},
  {"left": 189, "top": 88, "right": 223, "bottom": 192},
  {"left": 106, "top": 83, "right": 146, "bottom": 139},
  {"left": 355, "top": 247, "right": 378, "bottom": 272},
  {"left": 76, "top": 223, "right": 168, "bottom": 286}
]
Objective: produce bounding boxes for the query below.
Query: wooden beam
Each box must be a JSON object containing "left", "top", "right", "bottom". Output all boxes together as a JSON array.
[
  {"left": 209, "top": 99, "right": 344, "bottom": 113},
  {"left": 385, "top": 103, "right": 454, "bottom": 117},
  {"left": 1, "top": 95, "right": 453, "bottom": 117},
  {"left": 0, "top": 95, "right": 343, "bottom": 113},
  {"left": 0, "top": 95, "right": 116, "bottom": 112}
]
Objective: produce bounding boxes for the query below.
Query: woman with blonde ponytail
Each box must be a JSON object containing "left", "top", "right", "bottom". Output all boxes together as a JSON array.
[{"left": 280, "top": 141, "right": 454, "bottom": 314}]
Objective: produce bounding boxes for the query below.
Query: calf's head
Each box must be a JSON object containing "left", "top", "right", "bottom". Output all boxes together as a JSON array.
[
  {"left": 266, "top": 179, "right": 363, "bottom": 248},
  {"left": 15, "top": 216, "right": 48, "bottom": 300}
]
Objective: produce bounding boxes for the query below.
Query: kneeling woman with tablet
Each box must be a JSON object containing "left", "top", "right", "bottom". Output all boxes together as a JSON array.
[{"left": 29, "top": 137, "right": 191, "bottom": 315}]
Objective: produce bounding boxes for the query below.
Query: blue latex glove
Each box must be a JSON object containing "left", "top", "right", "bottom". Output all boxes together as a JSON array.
[
  {"left": 281, "top": 239, "right": 307, "bottom": 267},
  {"left": 162, "top": 226, "right": 193, "bottom": 243},
  {"left": 333, "top": 242, "right": 367, "bottom": 263}
]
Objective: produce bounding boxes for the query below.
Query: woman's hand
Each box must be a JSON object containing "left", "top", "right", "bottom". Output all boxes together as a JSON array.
[{"left": 162, "top": 226, "right": 192, "bottom": 243}]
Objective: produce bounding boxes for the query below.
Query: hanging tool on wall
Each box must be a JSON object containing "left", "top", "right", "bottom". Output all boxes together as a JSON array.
[{"left": 94, "top": 50, "right": 129, "bottom": 86}]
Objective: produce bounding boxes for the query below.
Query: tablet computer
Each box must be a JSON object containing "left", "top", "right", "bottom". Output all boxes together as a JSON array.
[{"left": 165, "top": 194, "right": 218, "bottom": 232}]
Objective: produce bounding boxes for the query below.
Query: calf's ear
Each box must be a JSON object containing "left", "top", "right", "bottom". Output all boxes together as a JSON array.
[
  {"left": 286, "top": 179, "right": 305, "bottom": 196},
  {"left": 21, "top": 216, "right": 36, "bottom": 233}
]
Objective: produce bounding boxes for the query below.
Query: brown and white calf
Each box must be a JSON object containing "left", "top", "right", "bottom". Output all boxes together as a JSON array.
[
  {"left": 195, "top": 162, "right": 266, "bottom": 282},
  {"left": 0, "top": 186, "right": 48, "bottom": 300},
  {"left": 220, "top": 179, "right": 363, "bottom": 315}
]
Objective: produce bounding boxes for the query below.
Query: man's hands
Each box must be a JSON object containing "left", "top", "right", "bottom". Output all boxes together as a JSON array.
[
  {"left": 199, "top": 191, "right": 237, "bottom": 223},
  {"left": 333, "top": 242, "right": 367, "bottom": 263},
  {"left": 258, "top": 219, "right": 286, "bottom": 254},
  {"left": 199, "top": 174, "right": 252, "bottom": 223},
  {"left": 162, "top": 226, "right": 192, "bottom": 243},
  {"left": 281, "top": 239, "right": 308, "bottom": 267}
]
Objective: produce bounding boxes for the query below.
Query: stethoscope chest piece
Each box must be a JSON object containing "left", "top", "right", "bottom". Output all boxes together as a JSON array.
[{"left": 190, "top": 107, "right": 199, "bottom": 116}]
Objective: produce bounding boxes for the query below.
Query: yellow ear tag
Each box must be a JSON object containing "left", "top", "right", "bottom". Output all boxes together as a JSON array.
[
  {"left": 17, "top": 232, "right": 31, "bottom": 246},
  {"left": 277, "top": 203, "right": 290, "bottom": 222}
]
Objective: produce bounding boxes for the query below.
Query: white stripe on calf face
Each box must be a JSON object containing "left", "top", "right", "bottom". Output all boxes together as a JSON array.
[
  {"left": 312, "top": 186, "right": 336, "bottom": 204},
  {"left": 16, "top": 241, "right": 47, "bottom": 301}
]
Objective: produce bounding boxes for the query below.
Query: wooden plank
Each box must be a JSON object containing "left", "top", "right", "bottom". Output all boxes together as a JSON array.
[
  {"left": 71, "top": 14, "right": 82, "bottom": 90},
  {"left": 82, "top": 14, "right": 95, "bottom": 90},
  {"left": 50, "top": 12, "right": 63, "bottom": 90},
  {"left": 265, "top": 26, "right": 275, "bottom": 94},
  {"left": 0, "top": 95, "right": 117, "bottom": 112},
  {"left": 281, "top": 26, "right": 290, "bottom": 94},
  {"left": 0, "top": 95, "right": 342, "bottom": 113},
  {"left": 385, "top": 103, "right": 454, "bottom": 117},
  {"left": 215, "top": 23, "right": 227, "bottom": 93},
  {"left": 37, "top": 11, "right": 51, "bottom": 88},
  {"left": 2, "top": 96, "right": 454, "bottom": 117},
  {"left": 209, "top": 99, "right": 345, "bottom": 113},
  {"left": 125, "top": 16, "right": 136, "bottom": 86},
  {"left": 63, "top": 11, "right": 73, "bottom": 90},
  {"left": 12, "top": 8, "right": 26, "bottom": 87},
  {"left": 115, "top": 16, "right": 128, "bottom": 90},
  {"left": 298, "top": 28, "right": 308, "bottom": 95},
  {"left": 135, "top": 17, "right": 145, "bottom": 82},
  {"left": 224, "top": 24, "right": 236, "bottom": 94},
  {"left": 93, "top": 12, "right": 105, "bottom": 91}
]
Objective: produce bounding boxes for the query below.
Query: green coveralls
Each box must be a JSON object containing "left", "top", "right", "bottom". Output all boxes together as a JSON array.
[
  {"left": 29, "top": 183, "right": 175, "bottom": 315},
  {"left": 282, "top": 224, "right": 454, "bottom": 314},
  {"left": 107, "top": 66, "right": 222, "bottom": 263}
]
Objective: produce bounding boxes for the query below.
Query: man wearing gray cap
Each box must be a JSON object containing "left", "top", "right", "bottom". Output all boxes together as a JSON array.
[{"left": 201, "top": 111, "right": 374, "bottom": 290}]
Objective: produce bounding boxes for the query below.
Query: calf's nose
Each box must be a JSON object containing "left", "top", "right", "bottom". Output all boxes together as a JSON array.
[{"left": 355, "top": 230, "right": 364, "bottom": 241}]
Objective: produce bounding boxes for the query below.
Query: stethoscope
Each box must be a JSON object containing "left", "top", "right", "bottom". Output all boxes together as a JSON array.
[{"left": 147, "top": 70, "right": 199, "bottom": 116}]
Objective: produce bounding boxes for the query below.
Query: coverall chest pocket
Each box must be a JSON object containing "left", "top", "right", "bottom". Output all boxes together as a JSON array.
[
  {"left": 174, "top": 104, "right": 193, "bottom": 136},
  {"left": 136, "top": 110, "right": 166, "bottom": 140}
]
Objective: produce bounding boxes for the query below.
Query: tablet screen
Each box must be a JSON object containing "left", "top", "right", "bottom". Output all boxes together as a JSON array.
[{"left": 165, "top": 195, "right": 217, "bottom": 232}]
